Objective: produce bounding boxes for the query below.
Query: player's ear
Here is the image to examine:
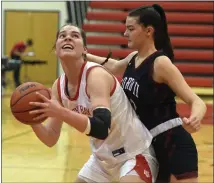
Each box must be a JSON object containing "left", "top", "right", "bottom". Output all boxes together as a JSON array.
[{"left": 83, "top": 46, "right": 87, "bottom": 55}]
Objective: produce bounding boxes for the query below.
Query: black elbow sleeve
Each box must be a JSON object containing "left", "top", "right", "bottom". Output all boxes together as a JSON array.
[{"left": 88, "top": 108, "right": 111, "bottom": 140}]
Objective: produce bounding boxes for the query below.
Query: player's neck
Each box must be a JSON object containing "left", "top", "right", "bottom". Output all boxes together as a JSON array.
[
  {"left": 135, "top": 44, "right": 156, "bottom": 68},
  {"left": 61, "top": 58, "right": 85, "bottom": 86},
  {"left": 137, "top": 43, "right": 157, "bottom": 60}
]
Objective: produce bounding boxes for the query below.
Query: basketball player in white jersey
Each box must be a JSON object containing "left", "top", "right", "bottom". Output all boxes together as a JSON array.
[{"left": 29, "top": 24, "right": 158, "bottom": 182}]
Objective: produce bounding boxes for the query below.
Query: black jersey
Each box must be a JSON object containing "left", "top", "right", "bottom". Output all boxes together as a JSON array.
[{"left": 121, "top": 51, "right": 179, "bottom": 130}]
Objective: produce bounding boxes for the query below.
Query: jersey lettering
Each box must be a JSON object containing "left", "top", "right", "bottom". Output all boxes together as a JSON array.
[
  {"left": 121, "top": 77, "right": 139, "bottom": 98},
  {"left": 72, "top": 105, "right": 91, "bottom": 116}
]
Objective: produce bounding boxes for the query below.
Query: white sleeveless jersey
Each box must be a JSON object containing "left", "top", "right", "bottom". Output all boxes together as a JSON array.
[{"left": 58, "top": 62, "right": 153, "bottom": 166}]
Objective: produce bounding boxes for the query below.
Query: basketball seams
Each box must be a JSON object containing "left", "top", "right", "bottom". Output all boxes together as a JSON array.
[
  {"left": 10, "top": 82, "right": 51, "bottom": 125},
  {"left": 10, "top": 88, "right": 50, "bottom": 108},
  {"left": 12, "top": 106, "right": 41, "bottom": 113}
]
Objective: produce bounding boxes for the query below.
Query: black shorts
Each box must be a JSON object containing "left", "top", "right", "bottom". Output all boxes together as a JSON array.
[{"left": 152, "top": 125, "right": 198, "bottom": 182}]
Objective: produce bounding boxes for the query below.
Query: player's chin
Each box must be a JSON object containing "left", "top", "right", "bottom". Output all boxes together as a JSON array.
[
  {"left": 127, "top": 42, "right": 134, "bottom": 48},
  {"left": 59, "top": 51, "right": 76, "bottom": 59}
]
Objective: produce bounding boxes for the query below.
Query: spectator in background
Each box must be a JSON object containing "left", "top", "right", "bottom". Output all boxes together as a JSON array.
[{"left": 10, "top": 38, "right": 33, "bottom": 87}]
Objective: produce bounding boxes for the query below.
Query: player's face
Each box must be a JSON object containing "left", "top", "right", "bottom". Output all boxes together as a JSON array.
[
  {"left": 55, "top": 25, "right": 86, "bottom": 60},
  {"left": 124, "top": 16, "right": 149, "bottom": 49}
]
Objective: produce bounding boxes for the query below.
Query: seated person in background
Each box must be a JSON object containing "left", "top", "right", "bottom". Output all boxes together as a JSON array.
[
  {"left": 1, "top": 56, "right": 9, "bottom": 92},
  {"left": 10, "top": 38, "right": 34, "bottom": 87}
]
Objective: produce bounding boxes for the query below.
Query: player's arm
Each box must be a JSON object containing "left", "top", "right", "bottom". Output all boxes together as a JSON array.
[
  {"left": 30, "top": 68, "right": 114, "bottom": 140},
  {"left": 56, "top": 67, "right": 113, "bottom": 140},
  {"left": 86, "top": 51, "right": 138, "bottom": 76},
  {"left": 31, "top": 79, "right": 63, "bottom": 147},
  {"left": 86, "top": 67, "right": 113, "bottom": 139},
  {"left": 154, "top": 56, "right": 207, "bottom": 132}
]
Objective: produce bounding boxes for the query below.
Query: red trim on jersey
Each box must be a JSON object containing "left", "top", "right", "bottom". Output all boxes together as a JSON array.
[
  {"left": 85, "top": 65, "right": 117, "bottom": 98},
  {"left": 57, "top": 76, "right": 63, "bottom": 105},
  {"left": 133, "top": 154, "right": 152, "bottom": 183},
  {"left": 64, "top": 61, "right": 87, "bottom": 101},
  {"left": 110, "top": 75, "right": 116, "bottom": 96}
]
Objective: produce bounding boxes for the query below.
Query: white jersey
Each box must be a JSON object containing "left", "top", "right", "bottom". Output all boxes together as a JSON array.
[{"left": 58, "top": 62, "right": 153, "bottom": 166}]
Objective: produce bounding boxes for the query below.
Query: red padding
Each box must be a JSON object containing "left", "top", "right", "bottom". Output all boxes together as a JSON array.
[
  {"left": 175, "top": 63, "right": 213, "bottom": 74},
  {"left": 83, "top": 24, "right": 214, "bottom": 36},
  {"left": 86, "top": 36, "right": 213, "bottom": 49},
  {"left": 89, "top": 2, "right": 213, "bottom": 12},
  {"left": 184, "top": 77, "right": 213, "bottom": 87},
  {"left": 86, "top": 12, "right": 214, "bottom": 23},
  {"left": 87, "top": 48, "right": 213, "bottom": 61}
]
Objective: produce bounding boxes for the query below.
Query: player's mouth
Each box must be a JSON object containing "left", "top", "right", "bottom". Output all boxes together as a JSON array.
[{"left": 62, "top": 44, "right": 74, "bottom": 50}]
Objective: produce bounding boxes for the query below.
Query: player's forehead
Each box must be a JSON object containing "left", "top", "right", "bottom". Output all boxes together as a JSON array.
[
  {"left": 125, "top": 16, "right": 139, "bottom": 27},
  {"left": 59, "top": 25, "right": 80, "bottom": 34}
]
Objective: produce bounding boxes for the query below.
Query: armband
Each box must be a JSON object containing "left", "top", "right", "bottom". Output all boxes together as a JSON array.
[{"left": 88, "top": 107, "right": 111, "bottom": 140}]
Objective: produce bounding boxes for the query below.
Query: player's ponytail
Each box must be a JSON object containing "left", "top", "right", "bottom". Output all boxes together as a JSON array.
[{"left": 152, "top": 4, "right": 174, "bottom": 60}]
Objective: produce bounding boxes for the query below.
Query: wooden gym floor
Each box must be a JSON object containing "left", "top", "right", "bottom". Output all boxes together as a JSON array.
[{"left": 2, "top": 87, "right": 213, "bottom": 182}]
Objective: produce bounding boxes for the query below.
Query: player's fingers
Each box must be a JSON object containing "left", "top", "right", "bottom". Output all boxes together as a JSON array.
[
  {"left": 48, "top": 88, "right": 52, "bottom": 93},
  {"left": 182, "top": 117, "right": 190, "bottom": 124},
  {"left": 189, "top": 116, "right": 197, "bottom": 124},
  {"left": 193, "top": 122, "right": 201, "bottom": 131},
  {"left": 183, "top": 124, "right": 194, "bottom": 133},
  {"left": 29, "top": 102, "right": 48, "bottom": 108},
  {"left": 195, "top": 125, "right": 201, "bottom": 131},
  {"left": 29, "top": 109, "right": 44, "bottom": 114},
  {"left": 35, "top": 92, "right": 49, "bottom": 102},
  {"left": 33, "top": 114, "right": 46, "bottom": 121}
]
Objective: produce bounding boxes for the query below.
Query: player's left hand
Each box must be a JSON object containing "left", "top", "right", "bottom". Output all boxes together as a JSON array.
[
  {"left": 29, "top": 92, "right": 62, "bottom": 120},
  {"left": 182, "top": 115, "right": 201, "bottom": 133}
]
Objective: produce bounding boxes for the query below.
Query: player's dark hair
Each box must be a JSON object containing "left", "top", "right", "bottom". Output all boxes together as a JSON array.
[{"left": 129, "top": 4, "right": 174, "bottom": 60}]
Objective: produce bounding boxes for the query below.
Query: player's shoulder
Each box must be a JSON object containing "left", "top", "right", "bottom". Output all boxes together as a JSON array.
[
  {"left": 124, "top": 51, "right": 138, "bottom": 62},
  {"left": 86, "top": 63, "right": 115, "bottom": 89},
  {"left": 87, "top": 64, "right": 111, "bottom": 80},
  {"left": 128, "top": 51, "right": 138, "bottom": 58},
  {"left": 154, "top": 55, "right": 173, "bottom": 69},
  {"left": 51, "top": 78, "right": 61, "bottom": 100},
  {"left": 52, "top": 79, "right": 59, "bottom": 92}
]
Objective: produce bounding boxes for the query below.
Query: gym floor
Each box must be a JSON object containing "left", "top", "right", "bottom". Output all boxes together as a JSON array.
[{"left": 2, "top": 87, "right": 213, "bottom": 182}]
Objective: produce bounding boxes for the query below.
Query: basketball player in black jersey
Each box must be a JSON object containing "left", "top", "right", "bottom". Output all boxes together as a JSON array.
[{"left": 86, "top": 4, "right": 207, "bottom": 183}]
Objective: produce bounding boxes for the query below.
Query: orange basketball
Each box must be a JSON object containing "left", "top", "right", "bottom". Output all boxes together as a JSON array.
[{"left": 10, "top": 82, "right": 51, "bottom": 125}]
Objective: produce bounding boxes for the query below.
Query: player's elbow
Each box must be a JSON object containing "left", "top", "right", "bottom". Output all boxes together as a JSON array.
[
  {"left": 88, "top": 108, "right": 111, "bottom": 140},
  {"left": 96, "top": 124, "right": 109, "bottom": 140},
  {"left": 99, "top": 131, "right": 109, "bottom": 140},
  {"left": 44, "top": 140, "right": 57, "bottom": 147},
  {"left": 46, "top": 142, "right": 55, "bottom": 148},
  {"left": 90, "top": 124, "right": 109, "bottom": 140},
  {"left": 43, "top": 137, "right": 58, "bottom": 147}
]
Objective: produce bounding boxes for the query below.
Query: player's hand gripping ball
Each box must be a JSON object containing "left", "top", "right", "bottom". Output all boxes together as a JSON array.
[{"left": 10, "top": 82, "right": 51, "bottom": 125}]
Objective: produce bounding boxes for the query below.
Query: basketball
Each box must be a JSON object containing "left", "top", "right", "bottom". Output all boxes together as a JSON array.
[{"left": 10, "top": 82, "right": 51, "bottom": 125}]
